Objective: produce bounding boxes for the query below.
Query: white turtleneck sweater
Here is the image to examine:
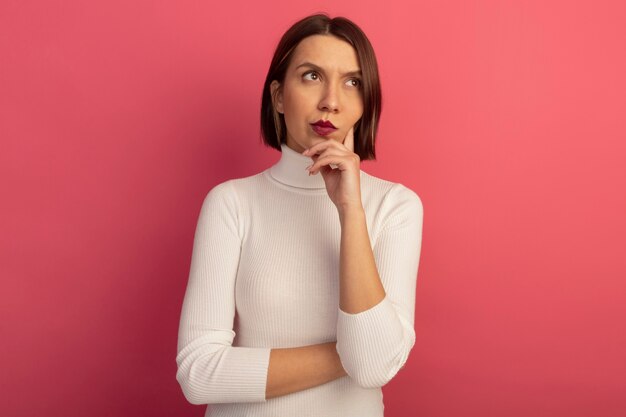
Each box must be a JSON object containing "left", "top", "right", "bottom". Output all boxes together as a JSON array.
[{"left": 176, "top": 143, "right": 423, "bottom": 417}]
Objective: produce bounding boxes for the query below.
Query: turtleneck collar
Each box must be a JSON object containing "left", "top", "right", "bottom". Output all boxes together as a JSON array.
[{"left": 268, "top": 143, "right": 327, "bottom": 189}]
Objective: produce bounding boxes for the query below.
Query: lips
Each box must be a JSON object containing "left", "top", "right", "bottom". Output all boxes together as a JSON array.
[
  {"left": 311, "top": 119, "right": 336, "bottom": 129},
  {"left": 311, "top": 125, "right": 336, "bottom": 136},
  {"left": 310, "top": 119, "right": 337, "bottom": 136}
]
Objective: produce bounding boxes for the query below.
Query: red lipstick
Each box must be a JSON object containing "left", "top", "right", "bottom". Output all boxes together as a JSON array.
[
  {"left": 310, "top": 119, "right": 337, "bottom": 136},
  {"left": 311, "top": 119, "right": 336, "bottom": 128}
]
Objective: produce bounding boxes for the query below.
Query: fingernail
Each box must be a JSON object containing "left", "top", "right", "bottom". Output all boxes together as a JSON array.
[{"left": 302, "top": 148, "right": 309, "bottom": 155}]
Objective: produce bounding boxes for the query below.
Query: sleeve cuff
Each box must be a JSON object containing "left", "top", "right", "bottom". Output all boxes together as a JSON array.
[
  {"left": 337, "top": 294, "right": 404, "bottom": 351},
  {"left": 218, "top": 346, "right": 272, "bottom": 403},
  {"left": 176, "top": 341, "right": 272, "bottom": 404},
  {"left": 336, "top": 295, "right": 406, "bottom": 387}
]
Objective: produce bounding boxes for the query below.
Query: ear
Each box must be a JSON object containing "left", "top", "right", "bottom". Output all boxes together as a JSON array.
[{"left": 270, "top": 80, "right": 284, "bottom": 114}]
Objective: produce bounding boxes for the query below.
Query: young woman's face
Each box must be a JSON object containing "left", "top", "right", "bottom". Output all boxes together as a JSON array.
[{"left": 271, "top": 34, "right": 364, "bottom": 152}]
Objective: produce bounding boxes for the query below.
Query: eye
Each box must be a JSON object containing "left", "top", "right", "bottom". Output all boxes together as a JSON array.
[
  {"left": 348, "top": 78, "right": 362, "bottom": 88},
  {"left": 303, "top": 71, "right": 319, "bottom": 81}
]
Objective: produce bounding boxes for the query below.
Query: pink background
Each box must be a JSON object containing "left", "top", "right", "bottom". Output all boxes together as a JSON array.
[{"left": 2, "top": 1, "right": 625, "bottom": 416}]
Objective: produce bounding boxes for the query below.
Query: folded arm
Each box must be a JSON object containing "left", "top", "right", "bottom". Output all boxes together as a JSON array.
[
  {"left": 335, "top": 184, "right": 424, "bottom": 388},
  {"left": 176, "top": 182, "right": 348, "bottom": 405}
]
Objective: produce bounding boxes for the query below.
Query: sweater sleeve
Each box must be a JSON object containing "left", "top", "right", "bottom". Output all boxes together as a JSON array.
[
  {"left": 335, "top": 183, "right": 424, "bottom": 388},
  {"left": 175, "top": 181, "right": 271, "bottom": 405}
]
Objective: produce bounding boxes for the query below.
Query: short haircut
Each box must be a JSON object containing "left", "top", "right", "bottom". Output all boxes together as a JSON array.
[{"left": 260, "top": 13, "right": 382, "bottom": 161}]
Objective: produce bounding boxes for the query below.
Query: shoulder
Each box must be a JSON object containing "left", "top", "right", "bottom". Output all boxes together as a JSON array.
[
  {"left": 203, "top": 172, "right": 264, "bottom": 204},
  {"left": 200, "top": 179, "right": 241, "bottom": 216},
  {"left": 360, "top": 170, "right": 423, "bottom": 214},
  {"left": 203, "top": 179, "right": 235, "bottom": 201},
  {"left": 388, "top": 183, "right": 423, "bottom": 213}
]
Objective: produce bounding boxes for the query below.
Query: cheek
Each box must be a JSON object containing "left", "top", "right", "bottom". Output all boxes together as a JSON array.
[
  {"left": 283, "top": 89, "right": 309, "bottom": 116},
  {"left": 349, "top": 93, "right": 364, "bottom": 112},
  {"left": 350, "top": 100, "right": 364, "bottom": 122}
]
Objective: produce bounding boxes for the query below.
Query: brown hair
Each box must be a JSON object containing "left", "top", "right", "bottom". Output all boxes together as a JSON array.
[{"left": 260, "top": 13, "right": 382, "bottom": 161}]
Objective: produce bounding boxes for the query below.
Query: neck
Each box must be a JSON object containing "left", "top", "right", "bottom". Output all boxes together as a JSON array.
[{"left": 268, "top": 143, "right": 327, "bottom": 189}]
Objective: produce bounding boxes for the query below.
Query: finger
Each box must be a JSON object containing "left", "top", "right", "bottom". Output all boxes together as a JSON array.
[
  {"left": 308, "top": 155, "right": 351, "bottom": 174},
  {"left": 311, "top": 148, "right": 344, "bottom": 171},
  {"left": 302, "top": 139, "right": 337, "bottom": 157},
  {"left": 343, "top": 126, "right": 354, "bottom": 152}
]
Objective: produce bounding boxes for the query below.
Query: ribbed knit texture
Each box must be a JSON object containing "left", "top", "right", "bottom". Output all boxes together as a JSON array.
[{"left": 176, "top": 143, "right": 424, "bottom": 417}]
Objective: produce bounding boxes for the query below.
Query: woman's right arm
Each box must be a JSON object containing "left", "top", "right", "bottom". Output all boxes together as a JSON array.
[
  {"left": 266, "top": 341, "right": 346, "bottom": 400},
  {"left": 176, "top": 182, "right": 345, "bottom": 405}
]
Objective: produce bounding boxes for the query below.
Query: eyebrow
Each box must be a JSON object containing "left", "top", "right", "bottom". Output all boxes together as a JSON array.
[{"left": 295, "top": 62, "right": 362, "bottom": 77}]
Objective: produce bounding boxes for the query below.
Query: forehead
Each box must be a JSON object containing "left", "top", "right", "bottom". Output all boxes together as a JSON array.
[{"left": 289, "top": 35, "right": 360, "bottom": 72}]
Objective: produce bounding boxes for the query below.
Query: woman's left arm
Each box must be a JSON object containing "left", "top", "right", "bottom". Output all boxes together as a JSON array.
[
  {"left": 304, "top": 131, "right": 424, "bottom": 389},
  {"left": 335, "top": 184, "right": 424, "bottom": 389}
]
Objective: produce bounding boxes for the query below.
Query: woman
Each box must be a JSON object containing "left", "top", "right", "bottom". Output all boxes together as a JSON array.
[{"left": 176, "top": 13, "right": 423, "bottom": 416}]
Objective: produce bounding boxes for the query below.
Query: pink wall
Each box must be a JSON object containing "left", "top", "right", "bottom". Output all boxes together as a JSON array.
[{"left": 1, "top": 1, "right": 625, "bottom": 416}]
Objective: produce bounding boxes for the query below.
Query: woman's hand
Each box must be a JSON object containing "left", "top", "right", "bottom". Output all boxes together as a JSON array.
[{"left": 303, "top": 127, "right": 362, "bottom": 212}]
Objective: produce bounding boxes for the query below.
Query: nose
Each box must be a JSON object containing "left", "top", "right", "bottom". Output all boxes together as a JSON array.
[{"left": 318, "top": 82, "right": 340, "bottom": 113}]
